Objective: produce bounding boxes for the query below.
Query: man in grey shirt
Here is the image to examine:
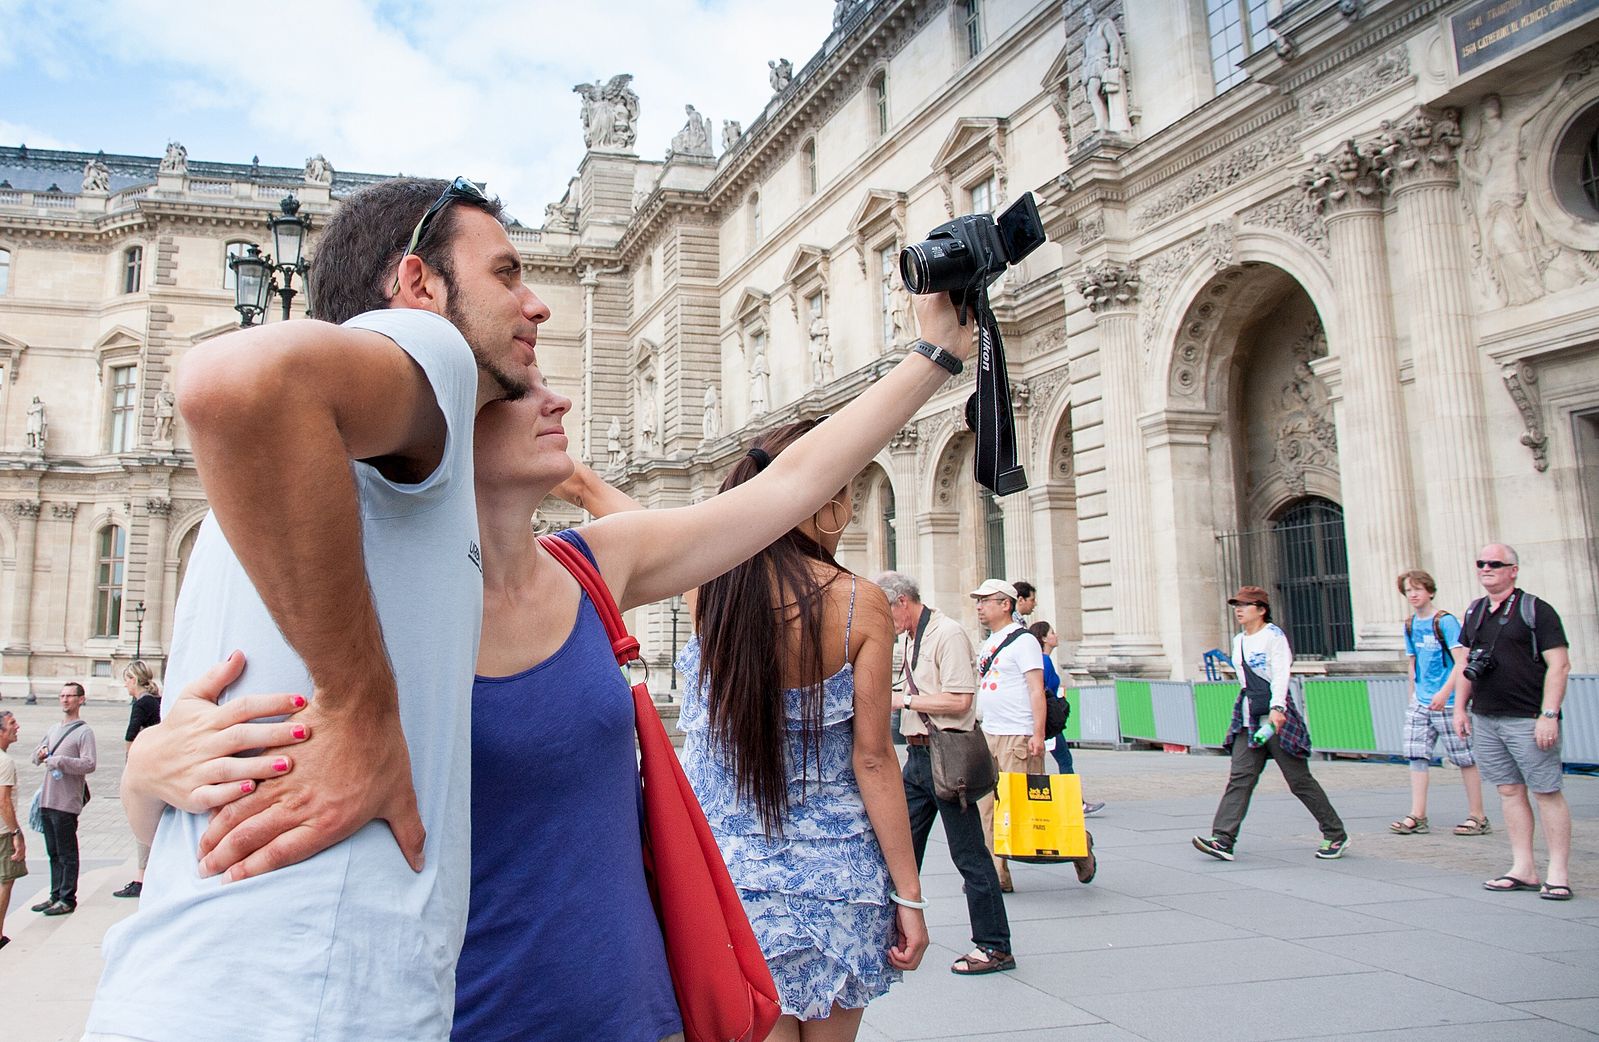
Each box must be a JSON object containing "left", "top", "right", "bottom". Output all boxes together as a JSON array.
[{"left": 31, "top": 681, "right": 97, "bottom": 915}]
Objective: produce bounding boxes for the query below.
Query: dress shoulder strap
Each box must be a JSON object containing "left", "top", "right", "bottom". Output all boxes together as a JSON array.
[{"left": 843, "top": 576, "right": 858, "bottom": 658}]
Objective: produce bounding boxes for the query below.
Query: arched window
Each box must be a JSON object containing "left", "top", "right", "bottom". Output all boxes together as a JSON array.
[
  {"left": 0, "top": 248, "right": 10, "bottom": 295},
  {"left": 223, "top": 241, "right": 251, "bottom": 289},
  {"left": 1272, "top": 496, "right": 1354, "bottom": 658},
  {"left": 881, "top": 484, "right": 897, "bottom": 571},
  {"left": 95, "top": 525, "right": 126, "bottom": 637},
  {"left": 983, "top": 491, "right": 1005, "bottom": 580},
  {"left": 801, "top": 139, "right": 818, "bottom": 197},
  {"left": 123, "top": 245, "right": 143, "bottom": 294},
  {"left": 871, "top": 73, "right": 889, "bottom": 136}
]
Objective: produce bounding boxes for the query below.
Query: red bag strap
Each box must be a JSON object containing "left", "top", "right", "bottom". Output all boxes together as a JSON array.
[{"left": 538, "top": 534, "right": 642, "bottom": 667}]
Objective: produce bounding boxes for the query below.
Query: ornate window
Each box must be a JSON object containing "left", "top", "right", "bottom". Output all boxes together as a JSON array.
[
  {"left": 108, "top": 364, "right": 138, "bottom": 453},
  {"left": 94, "top": 525, "right": 126, "bottom": 638},
  {"left": 961, "top": 0, "right": 983, "bottom": 60},
  {"left": 0, "top": 248, "right": 10, "bottom": 295},
  {"left": 123, "top": 245, "right": 143, "bottom": 294},
  {"left": 802, "top": 139, "right": 818, "bottom": 197},
  {"left": 983, "top": 491, "right": 1005, "bottom": 580},
  {"left": 1206, "top": 0, "right": 1272, "bottom": 93},
  {"left": 223, "top": 241, "right": 250, "bottom": 290},
  {"left": 871, "top": 72, "right": 890, "bottom": 136}
]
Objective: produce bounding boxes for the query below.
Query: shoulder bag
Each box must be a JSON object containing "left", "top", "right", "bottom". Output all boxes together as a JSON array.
[
  {"left": 538, "top": 535, "right": 781, "bottom": 1042},
  {"left": 912, "top": 609, "right": 996, "bottom": 809}
]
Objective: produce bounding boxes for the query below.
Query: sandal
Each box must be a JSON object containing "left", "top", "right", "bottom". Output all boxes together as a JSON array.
[
  {"left": 1075, "top": 832, "right": 1097, "bottom": 884},
  {"left": 1483, "top": 875, "right": 1540, "bottom": 892},
  {"left": 1389, "top": 814, "right": 1429, "bottom": 835},
  {"left": 1453, "top": 815, "right": 1491, "bottom": 836},
  {"left": 951, "top": 947, "right": 1016, "bottom": 975},
  {"left": 1540, "top": 883, "right": 1574, "bottom": 901}
]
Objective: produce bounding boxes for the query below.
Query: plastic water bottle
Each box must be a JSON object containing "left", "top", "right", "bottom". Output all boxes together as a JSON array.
[{"left": 1250, "top": 719, "right": 1276, "bottom": 747}]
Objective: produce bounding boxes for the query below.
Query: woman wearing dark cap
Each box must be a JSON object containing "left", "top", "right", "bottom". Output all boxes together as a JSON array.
[{"left": 1192, "top": 585, "right": 1348, "bottom": 862}]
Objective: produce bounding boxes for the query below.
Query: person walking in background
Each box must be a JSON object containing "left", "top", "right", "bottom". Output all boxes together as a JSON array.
[
  {"left": 1390, "top": 570, "right": 1487, "bottom": 838},
  {"left": 0, "top": 710, "right": 26, "bottom": 949},
  {"left": 1454, "top": 544, "right": 1574, "bottom": 900},
  {"left": 31, "top": 682, "right": 97, "bottom": 916},
  {"left": 876, "top": 570, "right": 1015, "bottom": 977},
  {"left": 1193, "top": 587, "right": 1347, "bottom": 863},
  {"left": 1029, "top": 621, "right": 1104, "bottom": 817},
  {"left": 114, "top": 661, "right": 164, "bottom": 899}
]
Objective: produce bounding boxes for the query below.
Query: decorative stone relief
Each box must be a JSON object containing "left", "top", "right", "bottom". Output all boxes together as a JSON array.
[
  {"left": 572, "top": 75, "right": 640, "bottom": 152},
  {"left": 1297, "top": 45, "right": 1410, "bottom": 129},
  {"left": 1370, "top": 108, "right": 1462, "bottom": 187},
  {"left": 1133, "top": 125, "right": 1297, "bottom": 229},
  {"left": 1502, "top": 362, "right": 1549, "bottom": 472},
  {"left": 1460, "top": 90, "right": 1599, "bottom": 307},
  {"left": 1241, "top": 191, "right": 1329, "bottom": 258},
  {"left": 1270, "top": 321, "right": 1337, "bottom": 495},
  {"left": 1076, "top": 263, "right": 1140, "bottom": 313},
  {"left": 1300, "top": 138, "right": 1385, "bottom": 215},
  {"left": 669, "top": 105, "right": 714, "bottom": 158}
]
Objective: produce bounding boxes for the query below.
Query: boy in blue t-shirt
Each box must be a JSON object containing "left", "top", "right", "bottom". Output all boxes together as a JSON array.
[{"left": 1390, "top": 569, "right": 1489, "bottom": 836}]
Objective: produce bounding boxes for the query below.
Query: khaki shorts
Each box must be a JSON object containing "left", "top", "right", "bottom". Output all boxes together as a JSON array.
[{"left": 0, "top": 830, "right": 27, "bottom": 882}]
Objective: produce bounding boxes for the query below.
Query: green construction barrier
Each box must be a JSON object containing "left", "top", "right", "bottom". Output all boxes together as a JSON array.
[
  {"left": 1301, "top": 678, "right": 1378, "bottom": 752},
  {"left": 1115, "top": 679, "right": 1156, "bottom": 741},
  {"left": 1062, "top": 688, "right": 1083, "bottom": 742},
  {"left": 1193, "top": 681, "right": 1238, "bottom": 747}
]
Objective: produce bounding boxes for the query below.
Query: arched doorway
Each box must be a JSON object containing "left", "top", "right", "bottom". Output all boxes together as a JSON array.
[{"left": 1272, "top": 496, "right": 1355, "bottom": 658}]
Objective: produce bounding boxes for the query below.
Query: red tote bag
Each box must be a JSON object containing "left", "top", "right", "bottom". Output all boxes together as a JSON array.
[{"left": 539, "top": 535, "right": 782, "bottom": 1042}]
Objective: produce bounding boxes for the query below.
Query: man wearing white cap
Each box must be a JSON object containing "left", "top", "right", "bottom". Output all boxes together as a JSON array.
[{"left": 970, "top": 579, "right": 1046, "bottom": 892}]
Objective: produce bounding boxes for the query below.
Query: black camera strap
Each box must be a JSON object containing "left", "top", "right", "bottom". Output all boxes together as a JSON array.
[{"left": 967, "top": 287, "right": 1028, "bottom": 497}]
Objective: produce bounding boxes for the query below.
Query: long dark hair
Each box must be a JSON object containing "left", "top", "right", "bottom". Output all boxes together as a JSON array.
[{"left": 695, "top": 420, "right": 846, "bottom": 834}]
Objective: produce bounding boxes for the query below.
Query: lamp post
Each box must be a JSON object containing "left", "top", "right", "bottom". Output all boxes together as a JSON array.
[
  {"left": 230, "top": 194, "right": 312, "bottom": 327},
  {"left": 133, "top": 599, "right": 146, "bottom": 662},
  {"left": 669, "top": 594, "right": 684, "bottom": 692}
]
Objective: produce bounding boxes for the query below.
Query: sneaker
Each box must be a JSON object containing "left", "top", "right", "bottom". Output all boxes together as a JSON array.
[
  {"left": 1083, "top": 801, "right": 1106, "bottom": 817},
  {"left": 1192, "top": 834, "right": 1235, "bottom": 861},
  {"left": 41, "top": 901, "right": 75, "bottom": 916},
  {"left": 112, "top": 881, "right": 143, "bottom": 899},
  {"left": 1316, "top": 836, "right": 1350, "bottom": 860}
]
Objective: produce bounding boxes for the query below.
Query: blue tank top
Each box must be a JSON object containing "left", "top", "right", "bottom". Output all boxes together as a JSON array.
[{"left": 452, "top": 530, "right": 681, "bottom": 1042}]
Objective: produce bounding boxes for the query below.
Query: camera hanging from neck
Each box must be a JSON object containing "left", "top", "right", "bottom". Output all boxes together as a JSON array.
[{"left": 964, "top": 286, "right": 1028, "bottom": 497}]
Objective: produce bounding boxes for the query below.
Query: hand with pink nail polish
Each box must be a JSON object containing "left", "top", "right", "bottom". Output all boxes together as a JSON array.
[{"left": 121, "top": 650, "right": 312, "bottom": 847}]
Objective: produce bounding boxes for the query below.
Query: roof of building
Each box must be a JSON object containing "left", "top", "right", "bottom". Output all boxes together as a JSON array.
[{"left": 0, "top": 145, "right": 391, "bottom": 197}]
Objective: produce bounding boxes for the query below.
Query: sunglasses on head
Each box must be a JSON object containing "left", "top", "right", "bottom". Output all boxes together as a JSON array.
[
  {"left": 1476, "top": 559, "right": 1514, "bottom": 570},
  {"left": 391, "top": 176, "right": 489, "bottom": 294}
]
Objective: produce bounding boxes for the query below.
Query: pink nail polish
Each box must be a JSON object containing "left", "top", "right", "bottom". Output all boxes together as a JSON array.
[
  {"left": 292, "top": 725, "right": 307, "bottom": 740},
  {"left": 240, "top": 780, "right": 255, "bottom": 794},
  {"left": 291, "top": 695, "right": 307, "bottom": 709},
  {"left": 273, "top": 758, "right": 289, "bottom": 772}
]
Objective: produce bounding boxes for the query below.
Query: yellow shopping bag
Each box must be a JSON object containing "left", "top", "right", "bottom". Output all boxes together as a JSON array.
[{"left": 992, "top": 771, "right": 1089, "bottom": 862}]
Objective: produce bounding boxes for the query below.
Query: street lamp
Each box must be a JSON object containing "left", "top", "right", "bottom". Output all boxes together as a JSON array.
[
  {"left": 669, "top": 594, "right": 685, "bottom": 693},
  {"left": 230, "top": 194, "right": 312, "bottom": 327},
  {"left": 133, "top": 599, "right": 146, "bottom": 662}
]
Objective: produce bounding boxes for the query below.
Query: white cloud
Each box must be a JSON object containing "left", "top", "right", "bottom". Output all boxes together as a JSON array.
[{"left": 3, "top": 0, "right": 837, "bottom": 218}]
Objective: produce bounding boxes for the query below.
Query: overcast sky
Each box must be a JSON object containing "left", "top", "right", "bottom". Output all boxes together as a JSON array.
[{"left": 0, "top": 0, "right": 838, "bottom": 221}]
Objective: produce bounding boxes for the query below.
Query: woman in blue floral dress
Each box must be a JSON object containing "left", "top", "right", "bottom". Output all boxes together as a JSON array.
[{"left": 679, "top": 420, "right": 929, "bottom": 1041}]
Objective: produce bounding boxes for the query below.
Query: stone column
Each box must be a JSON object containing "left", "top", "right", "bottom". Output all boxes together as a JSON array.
[
  {"left": 4, "top": 500, "right": 41, "bottom": 653},
  {"left": 1302, "top": 142, "right": 1418, "bottom": 650},
  {"left": 140, "top": 498, "right": 173, "bottom": 657},
  {"left": 1075, "top": 265, "right": 1165, "bottom": 671},
  {"left": 1376, "top": 110, "right": 1497, "bottom": 601}
]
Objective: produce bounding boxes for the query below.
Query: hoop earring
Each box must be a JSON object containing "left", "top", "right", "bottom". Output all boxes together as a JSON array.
[{"left": 815, "top": 501, "right": 849, "bottom": 536}]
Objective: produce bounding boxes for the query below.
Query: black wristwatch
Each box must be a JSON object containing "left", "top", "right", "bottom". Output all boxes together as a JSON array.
[{"left": 911, "top": 338, "right": 963, "bottom": 376}]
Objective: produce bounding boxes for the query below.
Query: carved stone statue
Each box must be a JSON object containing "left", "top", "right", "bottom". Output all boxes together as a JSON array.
[
  {"left": 768, "top": 58, "right": 793, "bottom": 92},
  {"left": 702, "top": 385, "right": 721, "bottom": 441},
  {"left": 160, "top": 140, "right": 188, "bottom": 175},
  {"left": 808, "top": 316, "right": 834, "bottom": 386},
  {"left": 749, "top": 343, "right": 771, "bottom": 415},
  {"left": 606, "top": 416, "right": 625, "bottom": 469},
  {"left": 1081, "top": 5, "right": 1131, "bottom": 136},
  {"left": 82, "top": 156, "right": 111, "bottom": 194},
  {"left": 721, "top": 119, "right": 743, "bottom": 153},
  {"left": 669, "top": 105, "right": 714, "bottom": 158},
  {"left": 572, "top": 74, "right": 641, "bottom": 152},
  {"left": 25, "top": 395, "right": 46, "bottom": 451},
  {"left": 303, "top": 153, "right": 334, "bottom": 185},
  {"left": 152, "top": 381, "right": 177, "bottom": 446}
]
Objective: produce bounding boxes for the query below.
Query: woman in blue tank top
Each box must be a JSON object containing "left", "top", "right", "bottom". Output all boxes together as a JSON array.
[{"left": 128, "top": 294, "right": 976, "bottom": 1038}]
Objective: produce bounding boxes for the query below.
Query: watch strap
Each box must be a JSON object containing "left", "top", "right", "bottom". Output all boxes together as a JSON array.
[{"left": 912, "top": 338, "right": 963, "bottom": 376}]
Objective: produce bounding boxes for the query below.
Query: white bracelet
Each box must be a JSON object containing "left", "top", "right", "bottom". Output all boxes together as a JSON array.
[{"left": 889, "top": 891, "right": 929, "bottom": 909}]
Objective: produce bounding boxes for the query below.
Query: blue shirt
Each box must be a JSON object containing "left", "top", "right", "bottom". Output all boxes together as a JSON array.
[
  {"left": 1405, "top": 611, "right": 1463, "bottom": 706},
  {"left": 454, "top": 530, "right": 680, "bottom": 1042}
]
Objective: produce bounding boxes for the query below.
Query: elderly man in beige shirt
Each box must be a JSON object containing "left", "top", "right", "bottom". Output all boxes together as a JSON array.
[{"left": 876, "top": 571, "right": 1015, "bottom": 977}]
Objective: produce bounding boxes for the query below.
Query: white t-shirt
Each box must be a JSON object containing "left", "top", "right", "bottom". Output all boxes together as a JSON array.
[
  {"left": 89, "top": 310, "right": 484, "bottom": 1042},
  {"left": 975, "top": 623, "right": 1045, "bottom": 736},
  {"left": 0, "top": 750, "right": 16, "bottom": 835}
]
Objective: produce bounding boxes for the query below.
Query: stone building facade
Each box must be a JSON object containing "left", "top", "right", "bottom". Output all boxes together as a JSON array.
[{"left": 3, "top": 0, "right": 1597, "bottom": 695}]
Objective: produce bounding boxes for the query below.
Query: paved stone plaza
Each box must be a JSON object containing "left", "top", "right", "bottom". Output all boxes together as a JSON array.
[{"left": 4, "top": 699, "right": 1596, "bottom": 1041}]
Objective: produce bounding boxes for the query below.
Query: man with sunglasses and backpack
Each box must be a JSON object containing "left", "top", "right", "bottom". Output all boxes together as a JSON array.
[{"left": 1453, "top": 544, "right": 1574, "bottom": 901}]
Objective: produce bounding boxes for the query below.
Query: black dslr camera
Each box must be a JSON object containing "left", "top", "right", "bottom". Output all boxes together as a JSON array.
[
  {"left": 899, "top": 194, "right": 1047, "bottom": 310},
  {"left": 1462, "top": 646, "right": 1496, "bottom": 683}
]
